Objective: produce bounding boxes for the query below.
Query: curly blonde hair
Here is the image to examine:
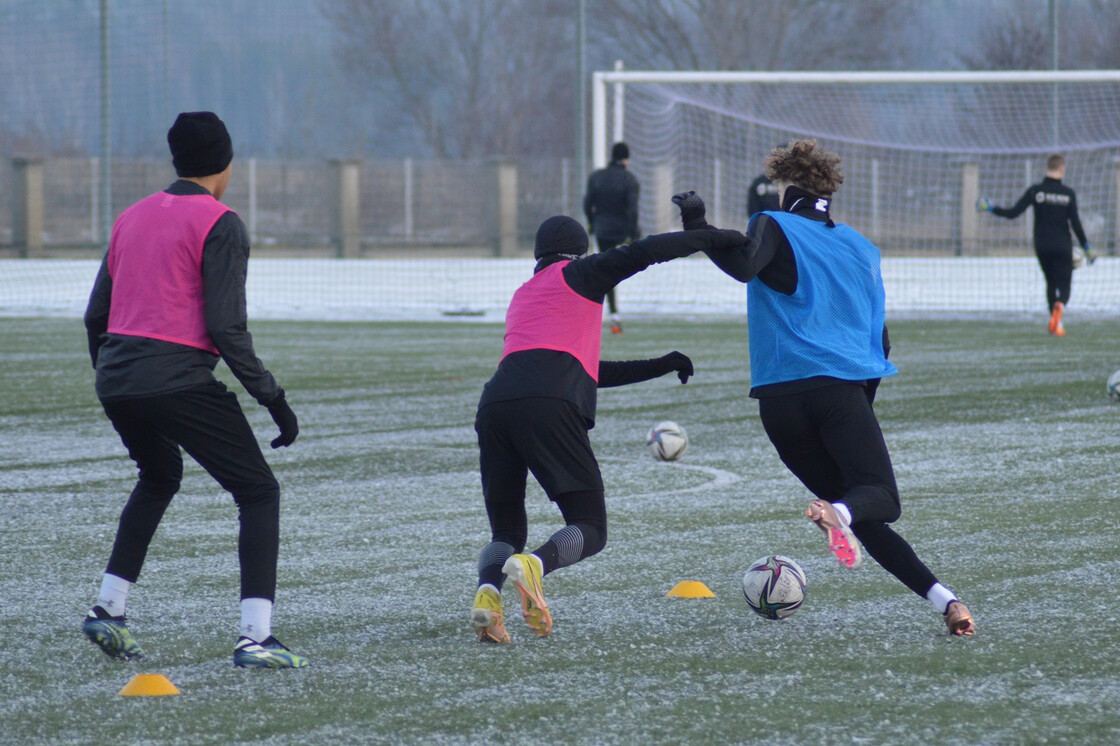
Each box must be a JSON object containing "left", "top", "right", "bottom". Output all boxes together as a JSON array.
[{"left": 764, "top": 139, "right": 844, "bottom": 197}]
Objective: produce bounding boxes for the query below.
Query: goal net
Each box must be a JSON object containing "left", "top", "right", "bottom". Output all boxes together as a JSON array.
[{"left": 593, "top": 70, "right": 1120, "bottom": 315}]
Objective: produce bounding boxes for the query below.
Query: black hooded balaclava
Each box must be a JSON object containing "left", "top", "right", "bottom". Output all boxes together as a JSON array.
[{"left": 534, "top": 215, "right": 589, "bottom": 261}]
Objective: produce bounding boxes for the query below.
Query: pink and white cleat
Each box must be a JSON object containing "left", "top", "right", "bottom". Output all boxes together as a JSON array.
[{"left": 805, "top": 499, "right": 862, "bottom": 570}]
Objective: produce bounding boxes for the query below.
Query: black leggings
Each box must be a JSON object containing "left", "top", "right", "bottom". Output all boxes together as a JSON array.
[
  {"left": 758, "top": 383, "right": 938, "bottom": 598},
  {"left": 1037, "top": 250, "right": 1073, "bottom": 310},
  {"left": 101, "top": 381, "right": 280, "bottom": 600}
]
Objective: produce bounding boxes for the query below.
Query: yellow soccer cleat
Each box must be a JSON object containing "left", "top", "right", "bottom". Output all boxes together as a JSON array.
[
  {"left": 502, "top": 554, "right": 552, "bottom": 637},
  {"left": 471, "top": 585, "right": 511, "bottom": 644}
]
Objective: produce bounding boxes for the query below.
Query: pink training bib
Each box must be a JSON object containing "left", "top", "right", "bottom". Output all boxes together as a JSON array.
[
  {"left": 107, "top": 191, "right": 231, "bottom": 353},
  {"left": 501, "top": 261, "right": 604, "bottom": 381}
]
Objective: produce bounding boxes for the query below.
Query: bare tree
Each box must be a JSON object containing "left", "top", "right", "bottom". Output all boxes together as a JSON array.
[
  {"left": 959, "top": 5, "right": 1048, "bottom": 70},
  {"left": 592, "top": 0, "right": 918, "bottom": 71},
  {"left": 958, "top": 0, "right": 1120, "bottom": 71},
  {"left": 320, "top": 0, "right": 576, "bottom": 158},
  {"left": 1060, "top": 0, "right": 1120, "bottom": 68}
]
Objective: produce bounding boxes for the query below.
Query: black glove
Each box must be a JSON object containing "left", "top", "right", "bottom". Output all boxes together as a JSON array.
[
  {"left": 672, "top": 191, "right": 708, "bottom": 230},
  {"left": 661, "top": 351, "right": 694, "bottom": 384},
  {"left": 266, "top": 392, "right": 299, "bottom": 448}
]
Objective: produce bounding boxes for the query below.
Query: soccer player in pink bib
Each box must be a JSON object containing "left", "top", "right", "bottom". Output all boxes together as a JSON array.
[
  {"left": 82, "top": 112, "right": 307, "bottom": 668},
  {"left": 471, "top": 194, "right": 744, "bottom": 643}
]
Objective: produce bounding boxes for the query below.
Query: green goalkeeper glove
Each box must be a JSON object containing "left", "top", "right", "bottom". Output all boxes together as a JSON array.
[
  {"left": 1084, "top": 242, "right": 1096, "bottom": 265},
  {"left": 975, "top": 196, "right": 993, "bottom": 212}
]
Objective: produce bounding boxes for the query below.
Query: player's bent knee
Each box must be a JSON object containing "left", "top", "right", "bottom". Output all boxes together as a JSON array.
[{"left": 232, "top": 482, "right": 280, "bottom": 508}]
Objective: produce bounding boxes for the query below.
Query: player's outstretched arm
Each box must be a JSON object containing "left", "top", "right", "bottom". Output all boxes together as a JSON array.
[
  {"left": 598, "top": 352, "right": 694, "bottom": 388},
  {"left": 563, "top": 192, "right": 744, "bottom": 301},
  {"left": 989, "top": 186, "right": 1033, "bottom": 219}
]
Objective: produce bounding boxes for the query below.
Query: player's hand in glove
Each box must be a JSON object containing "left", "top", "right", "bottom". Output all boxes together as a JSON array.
[
  {"left": 661, "top": 351, "right": 694, "bottom": 384},
  {"left": 1084, "top": 242, "right": 1096, "bottom": 265},
  {"left": 975, "top": 196, "right": 993, "bottom": 212},
  {"left": 672, "top": 191, "right": 709, "bottom": 230},
  {"left": 266, "top": 392, "right": 299, "bottom": 448}
]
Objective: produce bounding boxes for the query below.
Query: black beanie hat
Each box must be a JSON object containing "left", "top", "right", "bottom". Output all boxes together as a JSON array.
[
  {"left": 611, "top": 142, "right": 630, "bottom": 162},
  {"left": 167, "top": 111, "right": 233, "bottom": 177},
  {"left": 534, "top": 216, "right": 589, "bottom": 260}
]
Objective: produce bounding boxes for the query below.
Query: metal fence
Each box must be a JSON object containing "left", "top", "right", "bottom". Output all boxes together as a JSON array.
[{"left": 1, "top": 156, "right": 585, "bottom": 257}]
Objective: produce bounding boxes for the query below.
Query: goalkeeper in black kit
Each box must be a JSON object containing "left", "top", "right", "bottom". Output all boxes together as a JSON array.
[
  {"left": 978, "top": 153, "right": 1092, "bottom": 336},
  {"left": 470, "top": 194, "right": 745, "bottom": 643}
]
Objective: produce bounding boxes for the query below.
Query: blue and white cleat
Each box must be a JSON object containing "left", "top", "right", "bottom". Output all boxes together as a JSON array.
[
  {"left": 233, "top": 636, "right": 309, "bottom": 669},
  {"left": 82, "top": 605, "right": 145, "bottom": 660}
]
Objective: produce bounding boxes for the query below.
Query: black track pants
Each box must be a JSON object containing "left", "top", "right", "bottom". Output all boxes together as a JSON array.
[{"left": 100, "top": 380, "right": 280, "bottom": 600}]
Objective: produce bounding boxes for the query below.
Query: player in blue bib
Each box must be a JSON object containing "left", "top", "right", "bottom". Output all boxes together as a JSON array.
[{"left": 703, "top": 140, "right": 975, "bottom": 636}]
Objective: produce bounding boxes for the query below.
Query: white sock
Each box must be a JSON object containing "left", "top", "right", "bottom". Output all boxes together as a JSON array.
[
  {"left": 96, "top": 573, "right": 132, "bottom": 617},
  {"left": 240, "top": 597, "right": 273, "bottom": 642},
  {"left": 926, "top": 583, "right": 957, "bottom": 614},
  {"left": 832, "top": 502, "right": 853, "bottom": 526}
]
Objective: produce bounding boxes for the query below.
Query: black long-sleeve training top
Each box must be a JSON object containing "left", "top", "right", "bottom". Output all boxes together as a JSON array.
[
  {"left": 84, "top": 180, "right": 282, "bottom": 405},
  {"left": 991, "top": 176, "right": 1087, "bottom": 254},
  {"left": 583, "top": 162, "right": 640, "bottom": 242},
  {"left": 479, "top": 228, "right": 743, "bottom": 427}
]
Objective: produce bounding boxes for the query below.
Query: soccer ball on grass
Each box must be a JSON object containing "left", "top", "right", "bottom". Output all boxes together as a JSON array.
[
  {"left": 646, "top": 421, "right": 688, "bottom": 461},
  {"left": 742, "top": 555, "right": 807, "bottom": 620},
  {"left": 1107, "top": 370, "right": 1120, "bottom": 402}
]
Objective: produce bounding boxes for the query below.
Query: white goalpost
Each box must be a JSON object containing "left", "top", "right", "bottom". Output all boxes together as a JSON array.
[{"left": 591, "top": 69, "right": 1120, "bottom": 314}]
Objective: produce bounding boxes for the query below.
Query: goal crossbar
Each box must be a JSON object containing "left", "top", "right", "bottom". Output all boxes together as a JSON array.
[{"left": 591, "top": 69, "right": 1120, "bottom": 167}]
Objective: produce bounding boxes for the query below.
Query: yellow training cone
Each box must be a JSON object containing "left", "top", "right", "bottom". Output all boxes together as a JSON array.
[
  {"left": 666, "top": 580, "right": 715, "bottom": 598},
  {"left": 118, "top": 673, "right": 181, "bottom": 697}
]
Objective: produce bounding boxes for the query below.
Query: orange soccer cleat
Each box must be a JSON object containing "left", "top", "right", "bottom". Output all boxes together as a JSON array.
[{"left": 1048, "top": 302, "right": 1064, "bottom": 335}]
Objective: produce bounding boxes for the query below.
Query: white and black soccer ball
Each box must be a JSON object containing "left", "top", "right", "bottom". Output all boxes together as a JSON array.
[
  {"left": 742, "top": 555, "right": 807, "bottom": 620},
  {"left": 647, "top": 421, "right": 688, "bottom": 461},
  {"left": 1107, "top": 370, "right": 1120, "bottom": 402},
  {"left": 1072, "top": 246, "right": 1085, "bottom": 269}
]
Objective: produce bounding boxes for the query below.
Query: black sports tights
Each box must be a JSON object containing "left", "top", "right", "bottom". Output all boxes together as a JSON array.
[{"left": 758, "top": 383, "right": 938, "bottom": 598}]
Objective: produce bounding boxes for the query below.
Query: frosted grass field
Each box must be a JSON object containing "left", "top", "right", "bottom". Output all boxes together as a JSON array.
[{"left": 2, "top": 315, "right": 1120, "bottom": 744}]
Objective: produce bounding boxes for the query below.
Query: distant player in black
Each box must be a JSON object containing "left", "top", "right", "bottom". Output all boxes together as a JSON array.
[
  {"left": 583, "top": 141, "right": 640, "bottom": 334},
  {"left": 746, "top": 172, "right": 781, "bottom": 219},
  {"left": 978, "top": 154, "right": 1093, "bottom": 336},
  {"left": 470, "top": 195, "right": 745, "bottom": 643}
]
